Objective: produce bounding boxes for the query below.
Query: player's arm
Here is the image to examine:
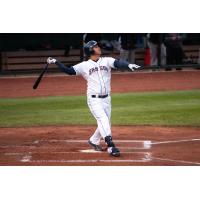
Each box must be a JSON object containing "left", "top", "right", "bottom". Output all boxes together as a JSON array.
[
  {"left": 113, "top": 59, "right": 141, "bottom": 71},
  {"left": 47, "top": 57, "right": 76, "bottom": 75}
]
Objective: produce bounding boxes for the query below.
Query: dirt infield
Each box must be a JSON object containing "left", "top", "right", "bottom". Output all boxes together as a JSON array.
[
  {"left": 0, "top": 125, "right": 200, "bottom": 166},
  {"left": 0, "top": 70, "right": 200, "bottom": 165}
]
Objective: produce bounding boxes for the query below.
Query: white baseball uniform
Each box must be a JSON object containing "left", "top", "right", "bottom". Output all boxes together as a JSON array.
[{"left": 73, "top": 57, "right": 116, "bottom": 145}]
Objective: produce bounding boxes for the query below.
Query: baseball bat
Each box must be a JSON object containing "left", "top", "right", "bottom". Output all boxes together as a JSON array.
[{"left": 33, "top": 64, "right": 48, "bottom": 89}]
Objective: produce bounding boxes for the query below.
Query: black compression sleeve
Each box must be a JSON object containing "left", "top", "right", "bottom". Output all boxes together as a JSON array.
[
  {"left": 55, "top": 61, "right": 76, "bottom": 75},
  {"left": 114, "top": 59, "right": 129, "bottom": 70}
]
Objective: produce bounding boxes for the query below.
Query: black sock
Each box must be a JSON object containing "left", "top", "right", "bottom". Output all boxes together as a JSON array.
[{"left": 105, "top": 136, "right": 115, "bottom": 148}]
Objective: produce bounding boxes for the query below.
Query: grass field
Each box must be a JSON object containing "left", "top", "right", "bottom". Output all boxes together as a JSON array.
[{"left": 0, "top": 90, "right": 200, "bottom": 127}]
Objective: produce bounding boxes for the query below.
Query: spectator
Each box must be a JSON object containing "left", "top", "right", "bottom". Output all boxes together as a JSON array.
[
  {"left": 100, "top": 33, "right": 120, "bottom": 51},
  {"left": 164, "top": 33, "right": 186, "bottom": 70},
  {"left": 119, "top": 33, "right": 137, "bottom": 63},
  {"left": 147, "top": 33, "right": 166, "bottom": 67},
  {"left": 136, "top": 33, "right": 146, "bottom": 48}
]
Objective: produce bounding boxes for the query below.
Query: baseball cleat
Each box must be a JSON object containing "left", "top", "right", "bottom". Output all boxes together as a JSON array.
[
  {"left": 107, "top": 147, "right": 120, "bottom": 157},
  {"left": 88, "top": 140, "right": 103, "bottom": 151}
]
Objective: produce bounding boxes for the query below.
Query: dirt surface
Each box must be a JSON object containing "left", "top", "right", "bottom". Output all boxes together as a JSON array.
[
  {"left": 0, "top": 70, "right": 200, "bottom": 98},
  {"left": 0, "top": 125, "right": 200, "bottom": 166},
  {"left": 0, "top": 70, "right": 200, "bottom": 166}
]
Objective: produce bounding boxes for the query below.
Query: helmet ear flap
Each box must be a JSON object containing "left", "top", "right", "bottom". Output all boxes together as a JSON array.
[{"left": 89, "top": 46, "right": 95, "bottom": 55}]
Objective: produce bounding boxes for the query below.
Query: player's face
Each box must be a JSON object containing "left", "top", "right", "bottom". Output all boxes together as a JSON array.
[{"left": 93, "top": 44, "right": 101, "bottom": 55}]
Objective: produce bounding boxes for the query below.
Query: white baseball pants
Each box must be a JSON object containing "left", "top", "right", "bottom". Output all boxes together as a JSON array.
[{"left": 87, "top": 95, "right": 111, "bottom": 145}]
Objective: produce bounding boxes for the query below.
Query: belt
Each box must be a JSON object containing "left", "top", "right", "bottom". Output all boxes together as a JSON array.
[{"left": 91, "top": 94, "right": 108, "bottom": 98}]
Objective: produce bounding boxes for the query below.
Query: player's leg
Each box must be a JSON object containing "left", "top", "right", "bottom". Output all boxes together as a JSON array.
[
  {"left": 88, "top": 96, "right": 120, "bottom": 156},
  {"left": 89, "top": 128, "right": 101, "bottom": 145},
  {"left": 87, "top": 97, "right": 111, "bottom": 152},
  {"left": 103, "top": 96, "right": 120, "bottom": 157},
  {"left": 88, "top": 97, "right": 112, "bottom": 138},
  {"left": 88, "top": 97, "right": 111, "bottom": 151},
  {"left": 103, "top": 96, "right": 111, "bottom": 126},
  {"left": 88, "top": 128, "right": 103, "bottom": 151}
]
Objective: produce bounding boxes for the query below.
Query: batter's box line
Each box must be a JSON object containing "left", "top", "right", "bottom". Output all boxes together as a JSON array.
[
  {"left": 31, "top": 139, "right": 152, "bottom": 150},
  {"left": 32, "top": 139, "right": 152, "bottom": 143},
  {"left": 21, "top": 153, "right": 152, "bottom": 164},
  {"left": 16, "top": 152, "right": 152, "bottom": 163},
  {"left": 4, "top": 151, "right": 151, "bottom": 156},
  {"left": 28, "top": 159, "right": 151, "bottom": 163},
  {"left": 3, "top": 138, "right": 200, "bottom": 150}
]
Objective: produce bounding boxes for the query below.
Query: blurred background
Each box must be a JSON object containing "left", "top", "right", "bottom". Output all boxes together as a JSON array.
[{"left": 1, "top": 33, "right": 200, "bottom": 74}]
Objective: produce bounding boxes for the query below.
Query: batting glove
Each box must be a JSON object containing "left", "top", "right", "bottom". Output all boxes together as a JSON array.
[
  {"left": 128, "top": 64, "right": 141, "bottom": 71},
  {"left": 47, "top": 57, "right": 57, "bottom": 64}
]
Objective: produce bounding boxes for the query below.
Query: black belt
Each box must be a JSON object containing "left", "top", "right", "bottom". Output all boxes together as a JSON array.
[{"left": 91, "top": 94, "right": 108, "bottom": 98}]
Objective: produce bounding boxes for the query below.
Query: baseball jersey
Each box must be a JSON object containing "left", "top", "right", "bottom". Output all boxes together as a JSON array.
[{"left": 73, "top": 57, "right": 116, "bottom": 95}]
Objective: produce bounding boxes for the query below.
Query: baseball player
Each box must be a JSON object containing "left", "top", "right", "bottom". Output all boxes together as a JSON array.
[{"left": 47, "top": 40, "right": 141, "bottom": 157}]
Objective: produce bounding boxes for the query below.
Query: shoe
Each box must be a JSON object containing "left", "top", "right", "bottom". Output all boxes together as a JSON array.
[
  {"left": 107, "top": 147, "right": 120, "bottom": 157},
  {"left": 88, "top": 140, "right": 103, "bottom": 151}
]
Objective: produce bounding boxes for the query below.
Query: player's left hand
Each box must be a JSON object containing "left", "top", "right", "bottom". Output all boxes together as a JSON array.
[{"left": 128, "top": 64, "right": 141, "bottom": 71}]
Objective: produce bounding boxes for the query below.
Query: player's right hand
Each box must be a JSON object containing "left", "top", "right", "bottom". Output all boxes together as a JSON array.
[
  {"left": 47, "top": 57, "right": 57, "bottom": 64},
  {"left": 128, "top": 64, "right": 141, "bottom": 71}
]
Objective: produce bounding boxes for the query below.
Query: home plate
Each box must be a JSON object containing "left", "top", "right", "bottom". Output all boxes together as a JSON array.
[{"left": 80, "top": 149, "right": 102, "bottom": 153}]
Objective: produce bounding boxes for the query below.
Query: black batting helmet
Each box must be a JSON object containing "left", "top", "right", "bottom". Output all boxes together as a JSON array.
[{"left": 84, "top": 40, "right": 98, "bottom": 56}]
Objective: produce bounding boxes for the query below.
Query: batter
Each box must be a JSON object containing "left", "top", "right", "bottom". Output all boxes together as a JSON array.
[{"left": 47, "top": 40, "right": 141, "bottom": 157}]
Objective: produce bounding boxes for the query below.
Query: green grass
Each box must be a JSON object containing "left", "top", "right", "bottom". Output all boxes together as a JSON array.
[{"left": 0, "top": 90, "right": 200, "bottom": 127}]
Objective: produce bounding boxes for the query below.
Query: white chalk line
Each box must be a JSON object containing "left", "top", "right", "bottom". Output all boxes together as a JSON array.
[
  {"left": 2, "top": 138, "right": 200, "bottom": 165},
  {"left": 0, "top": 140, "right": 152, "bottom": 150},
  {"left": 6, "top": 151, "right": 200, "bottom": 165},
  {"left": 2, "top": 138, "right": 200, "bottom": 149},
  {"left": 32, "top": 139, "right": 151, "bottom": 143},
  {"left": 34, "top": 139, "right": 152, "bottom": 149},
  {"left": 152, "top": 157, "right": 200, "bottom": 165},
  {"left": 33, "top": 138, "right": 200, "bottom": 146},
  {"left": 1, "top": 138, "right": 200, "bottom": 153},
  {"left": 22, "top": 152, "right": 152, "bottom": 163},
  {"left": 4, "top": 151, "right": 149, "bottom": 155},
  {"left": 0, "top": 145, "right": 149, "bottom": 150},
  {"left": 29, "top": 159, "right": 150, "bottom": 163},
  {"left": 151, "top": 138, "right": 200, "bottom": 145},
  {"left": 3, "top": 151, "right": 152, "bottom": 163}
]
